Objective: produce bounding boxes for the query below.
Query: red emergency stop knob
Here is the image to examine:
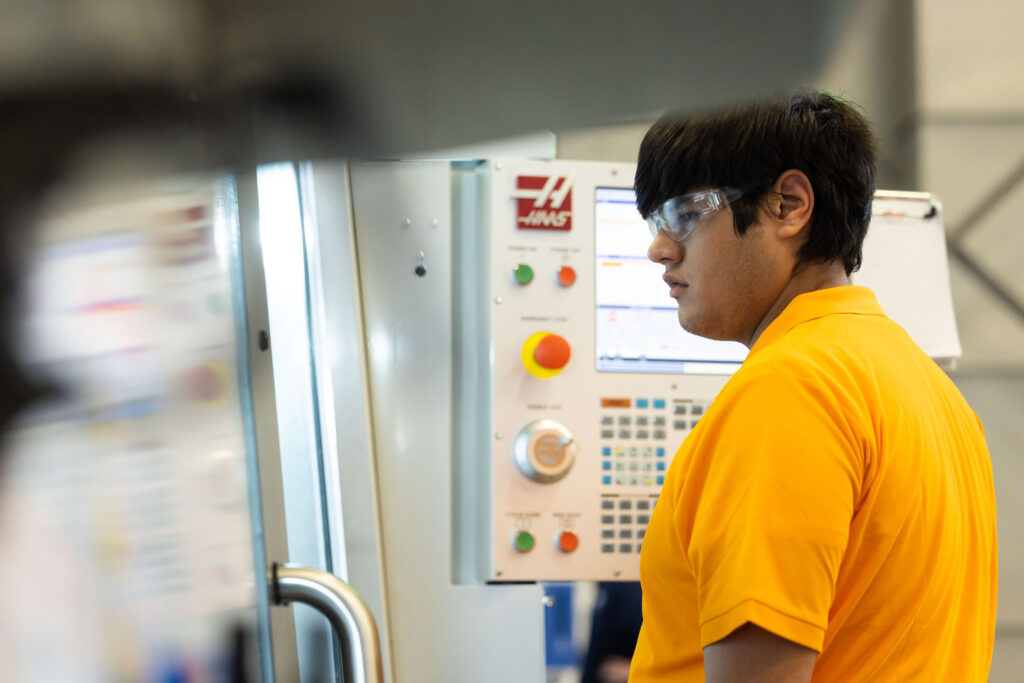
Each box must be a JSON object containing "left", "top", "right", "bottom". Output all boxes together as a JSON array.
[{"left": 533, "top": 333, "right": 571, "bottom": 370}]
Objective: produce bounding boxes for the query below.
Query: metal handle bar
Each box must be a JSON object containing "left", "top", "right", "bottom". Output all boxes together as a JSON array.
[{"left": 270, "top": 563, "right": 384, "bottom": 683}]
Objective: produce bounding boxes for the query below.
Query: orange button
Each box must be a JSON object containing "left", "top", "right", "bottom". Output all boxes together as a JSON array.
[
  {"left": 558, "top": 531, "right": 579, "bottom": 553},
  {"left": 557, "top": 265, "right": 577, "bottom": 287},
  {"left": 533, "top": 334, "right": 571, "bottom": 370},
  {"left": 601, "top": 397, "right": 632, "bottom": 408}
]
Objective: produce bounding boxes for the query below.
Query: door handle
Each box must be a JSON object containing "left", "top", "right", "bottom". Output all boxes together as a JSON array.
[{"left": 270, "top": 563, "right": 384, "bottom": 683}]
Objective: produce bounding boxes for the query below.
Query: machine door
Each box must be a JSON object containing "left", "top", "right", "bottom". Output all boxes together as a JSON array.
[{"left": 1, "top": 161, "right": 384, "bottom": 682}]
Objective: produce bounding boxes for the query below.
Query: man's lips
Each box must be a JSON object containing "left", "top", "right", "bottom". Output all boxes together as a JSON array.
[{"left": 663, "top": 273, "right": 688, "bottom": 297}]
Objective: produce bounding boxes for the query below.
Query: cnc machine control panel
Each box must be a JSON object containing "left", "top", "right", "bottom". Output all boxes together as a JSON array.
[{"left": 460, "top": 160, "right": 742, "bottom": 582}]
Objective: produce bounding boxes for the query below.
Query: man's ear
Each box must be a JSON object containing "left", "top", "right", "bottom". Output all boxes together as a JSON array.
[{"left": 771, "top": 169, "right": 814, "bottom": 240}]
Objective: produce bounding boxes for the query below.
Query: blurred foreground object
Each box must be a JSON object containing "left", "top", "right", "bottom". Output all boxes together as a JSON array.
[{"left": 0, "top": 0, "right": 863, "bottom": 432}]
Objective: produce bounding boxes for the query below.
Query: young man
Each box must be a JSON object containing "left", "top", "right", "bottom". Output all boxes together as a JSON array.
[{"left": 629, "top": 89, "right": 997, "bottom": 682}]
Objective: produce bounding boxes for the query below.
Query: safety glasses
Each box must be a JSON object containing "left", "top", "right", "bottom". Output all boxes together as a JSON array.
[{"left": 645, "top": 187, "right": 746, "bottom": 241}]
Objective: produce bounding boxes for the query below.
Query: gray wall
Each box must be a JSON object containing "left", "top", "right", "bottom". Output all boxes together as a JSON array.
[
  {"left": 918, "top": 0, "right": 1024, "bottom": 679},
  {"left": 556, "top": 0, "right": 1023, "bottom": 678}
]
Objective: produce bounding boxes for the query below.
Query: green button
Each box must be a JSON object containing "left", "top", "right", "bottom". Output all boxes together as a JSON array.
[
  {"left": 514, "top": 530, "right": 535, "bottom": 553},
  {"left": 513, "top": 264, "right": 534, "bottom": 285}
]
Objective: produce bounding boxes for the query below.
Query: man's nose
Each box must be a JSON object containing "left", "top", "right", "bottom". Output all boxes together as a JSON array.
[{"left": 647, "top": 229, "right": 682, "bottom": 264}]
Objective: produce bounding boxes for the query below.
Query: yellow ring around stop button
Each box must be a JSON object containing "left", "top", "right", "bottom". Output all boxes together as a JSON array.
[{"left": 521, "top": 331, "right": 564, "bottom": 379}]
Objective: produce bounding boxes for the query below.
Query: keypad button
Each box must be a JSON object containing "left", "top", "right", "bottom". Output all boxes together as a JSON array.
[
  {"left": 636, "top": 500, "right": 651, "bottom": 511},
  {"left": 601, "top": 543, "right": 615, "bottom": 554},
  {"left": 643, "top": 477, "right": 653, "bottom": 485},
  {"left": 656, "top": 475, "right": 665, "bottom": 485},
  {"left": 653, "top": 399, "right": 667, "bottom": 409},
  {"left": 602, "top": 461, "right": 612, "bottom": 471},
  {"left": 615, "top": 462, "right": 625, "bottom": 471},
  {"left": 619, "top": 543, "right": 633, "bottom": 553},
  {"left": 653, "top": 416, "right": 666, "bottom": 427},
  {"left": 636, "top": 429, "right": 650, "bottom": 439},
  {"left": 619, "top": 529, "right": 633, "bottom": 539},
  {"left": 618, "top": 500, "right": 633, "bottom": 510},
  {"left": 656, "top": 447, "right": 666, "bottom": 457},
  {"left": 653, "top": 430, "right": 666, "bottom": 440},
  {"left": 656, "top": 461, "right": 666, "bottom": 472},
  {"left": 637, "top": 528, "right": 646, "bottom": 539},
  {"left": 690, "top": 419, "right": 701, "bottom": 430},
  {"left": 642, "top": 447, "right": 653, "bottom": 458},
  {"left": 601, "top": 529, "right": 615, "bottom": 539},
  {"left": 618, "top": 429, "right": 632, "bottom": 439},
  {"left": 636, "top": 399, "right": 649, "bottom": 409},
  {"left": 635, "top": 416, "right": 649, "bottom": 426},
  {"left": 642, "top": 462, "right": 652, "bottom": 472},
  {"left": 615, "top": 476, "right": 626, "bottom": 485},
  {"left": 601, "top": 514, "right": 615, "bottom": 524},
  {"left": 673, "top": 404, "right": 688, "bottom": 415},
  {"left": 601, "top": 500, "right": 615, "bottom": 510},
  {"left": 637, "top": 514, "right": 651, "bottom": 524},
  {"left": 619, "top": 515, "right": 633, "bottom": 524},
  {"left": 618, "top": 416, "right": 632, "bottom": 426},
  {"left": 601, "top": 429, "right": 614, "bottom": 439},
  {"left": 602, "top": 475, "right": 612, "bottom": 485},
  {"left": 600, "top": 415, "right": 613, "bottom": 426},
  {"left": 636, "top": 543, "right": 644, "bottom": 553},
  {"left": 615, "top": 446, "right": 625, "bottom": 456},
  {"left": 629, "top": 462, "right": 639, "bottom": 472},
  {"left": 602, "top": 446, "right": 612, "bottom": 456},
  {"left": 629, "top": 476, "right": 639, "bottom": 486},
  {"left": 691, "top": 404, "right": 705, "bottom": 416},
  {"left": 674, "top": 420, "right": 688, "bottom": 430},
  {"left": 629, "top": 447, "right": 639, "bottom": 458}
]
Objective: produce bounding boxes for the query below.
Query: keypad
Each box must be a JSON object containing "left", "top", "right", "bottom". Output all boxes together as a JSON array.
[
  {"left": 598, "top": 496, "right": 658, "bottom": 555},
  {"left": 599, "top": 397, "right": 710, "bottom": 490}
]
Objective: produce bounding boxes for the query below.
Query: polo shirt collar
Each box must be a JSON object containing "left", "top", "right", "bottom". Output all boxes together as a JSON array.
[{"left": 749, "top": 285, "right": 885, "bottom": 356}]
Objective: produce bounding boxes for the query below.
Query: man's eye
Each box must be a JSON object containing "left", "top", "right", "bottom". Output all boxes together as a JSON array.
[{"left": 677, "top": 212, "right": 701, "bottom": 223}]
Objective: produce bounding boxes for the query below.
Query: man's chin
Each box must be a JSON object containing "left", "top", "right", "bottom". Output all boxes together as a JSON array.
[{"left": 679, "top": 315, "right": 729, "bottom": 342}]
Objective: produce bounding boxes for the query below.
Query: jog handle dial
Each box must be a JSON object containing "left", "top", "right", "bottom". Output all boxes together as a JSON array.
[{"left": 513, "top": 419, "right": 576, "bottom": 483}]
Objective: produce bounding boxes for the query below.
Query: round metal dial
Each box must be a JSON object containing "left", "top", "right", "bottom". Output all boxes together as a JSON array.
[{"left": 512, "top": 419, "right": 576, "bottom": 484}]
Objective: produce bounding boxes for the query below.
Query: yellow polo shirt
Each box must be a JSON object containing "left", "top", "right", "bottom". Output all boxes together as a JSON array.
[{"left": 630, "top": 286, "right": 997, "bottom": 682}]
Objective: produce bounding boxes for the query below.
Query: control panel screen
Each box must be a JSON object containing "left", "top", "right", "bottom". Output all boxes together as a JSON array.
[{"left": 594, "top": 187, "right": 747, "bottom": 374}]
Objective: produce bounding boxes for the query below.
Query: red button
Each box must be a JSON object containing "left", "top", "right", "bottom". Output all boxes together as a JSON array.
[
  {"left": 557, "top": 265, "right": 576, "bottom": 287},
  {"left": 558, "top": 531, "right": 579, "bottom": 553},
  {"left": 533, "top": 334, "right": 571, "bottom": 370}
]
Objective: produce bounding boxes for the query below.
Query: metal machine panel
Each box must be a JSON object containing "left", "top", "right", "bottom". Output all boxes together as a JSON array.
[
  {"left": 349, "top": 161, "right": 546, "bottom": 683},
  {"left": 465, "top": 160, "right": 733, "bottom": 582}
]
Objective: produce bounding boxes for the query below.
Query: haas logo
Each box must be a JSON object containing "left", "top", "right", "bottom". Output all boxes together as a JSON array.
[{"left": 512, "top": 175, "right": 574, "bottom": 231}]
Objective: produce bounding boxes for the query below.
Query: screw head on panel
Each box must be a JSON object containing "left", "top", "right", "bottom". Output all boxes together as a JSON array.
[
  {"left": 613, "top": 570, "right": 621, "bottom": 578},
  {"left": 432, "top": 219, "right": 439, "bottom": 228},
  {"left": 611, "top": 168, "right": 620, "bottom": 176},
  {"left": 403, "top": 218, "right": 412, "bottom": 228},
  {"left": 495, "top": 432, "right": 503, "bottom": 440},
  {"left": 495, "top": 297, "right": 504, "bottom": 305},
  {"left": 541, "top": 595, "right": 556, "bottom": 607},
  {"left": 495, "top": 570, "right": 503, "bottom": 577}
]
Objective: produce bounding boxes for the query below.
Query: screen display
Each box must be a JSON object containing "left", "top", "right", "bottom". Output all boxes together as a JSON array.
[{"left": 594, "top": 187, "right": 747, "bottom": 374}]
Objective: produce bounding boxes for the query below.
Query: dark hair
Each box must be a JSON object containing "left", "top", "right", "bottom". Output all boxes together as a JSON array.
[{"left": 634, "top": 88, "right": 877, "bottom": 275}]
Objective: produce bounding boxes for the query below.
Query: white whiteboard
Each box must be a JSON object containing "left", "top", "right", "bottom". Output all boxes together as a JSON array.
[{"left": 852, "top": 191, "right": 961, "bottom": 368}]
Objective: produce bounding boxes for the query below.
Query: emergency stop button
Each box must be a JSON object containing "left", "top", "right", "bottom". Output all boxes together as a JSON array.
[
  {"left": 557, "top": 531, "right": 579, "bottom": 553},
  {"left": 521, "top": 332, "right": 571, "bottom": 378},
  {"left": 557, "top": 265, "right": 576, "bottom": 287}
]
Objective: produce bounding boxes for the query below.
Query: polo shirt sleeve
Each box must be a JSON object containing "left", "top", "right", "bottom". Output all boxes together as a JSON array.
[{"left": 678, "top": 361, "right": 865, "bottom": 652}]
